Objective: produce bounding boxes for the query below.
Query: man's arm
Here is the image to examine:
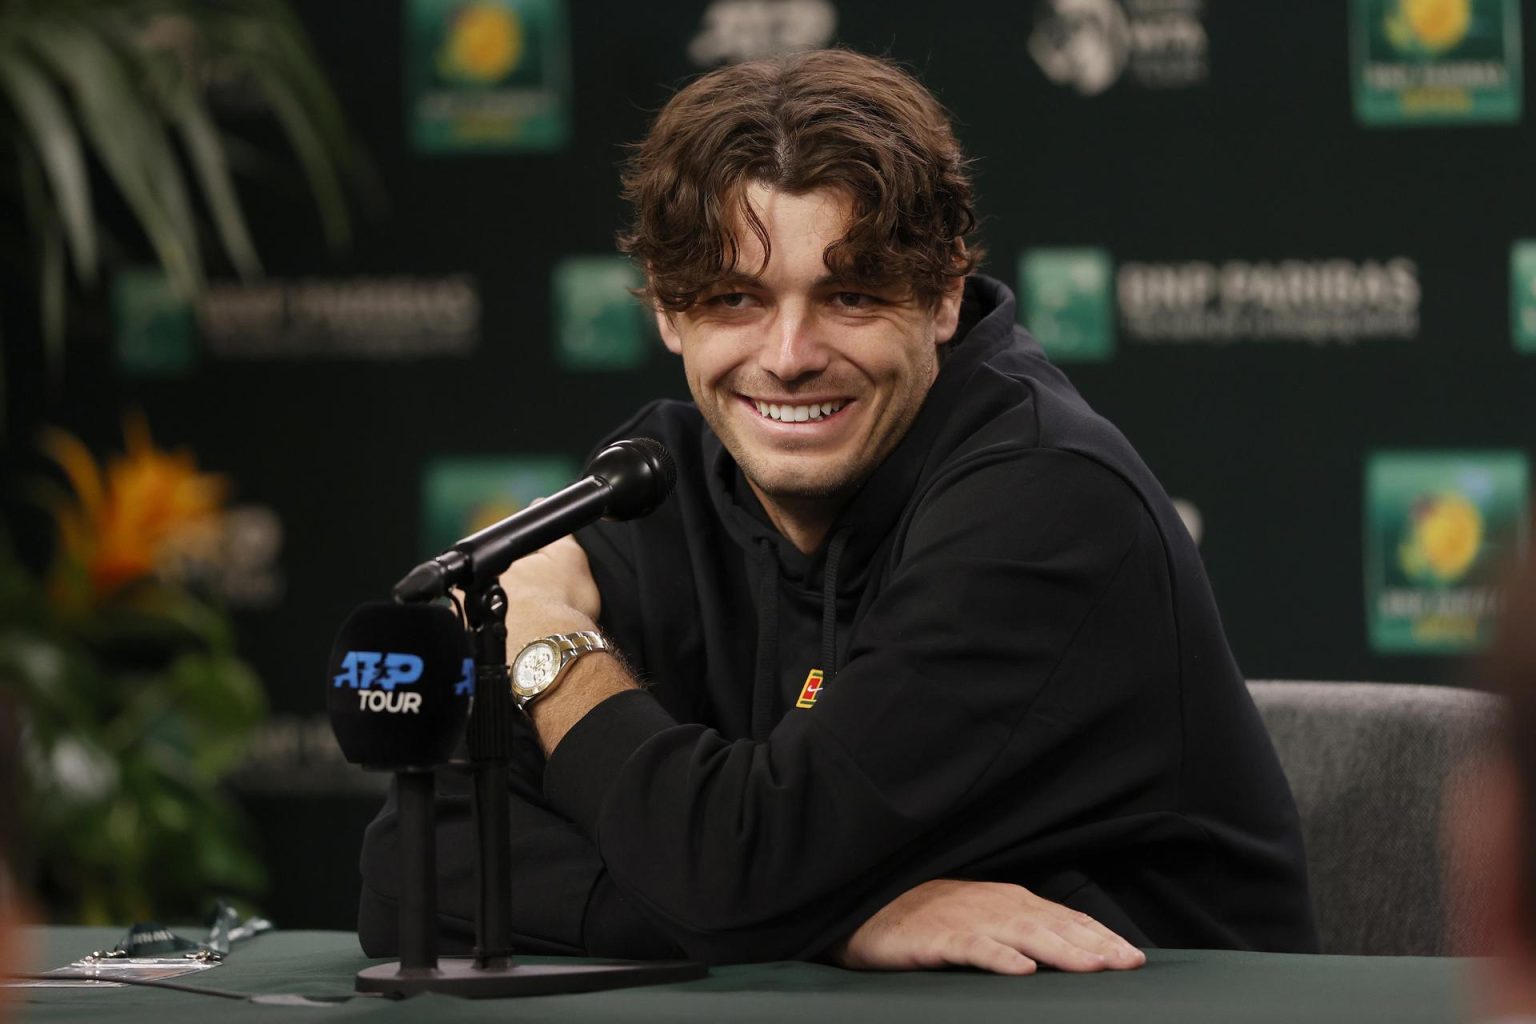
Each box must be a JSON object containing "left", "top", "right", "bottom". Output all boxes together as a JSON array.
[
  {"left": 356, "top": 536, "right": 673, "bottom": 960},
  {"left": 357, "top": 701, "right": 687, "bottom": 960},
  {"left": 489, "top": 533, "right": 635, "bottom": 753},
  {"left": 500, "top": 451, "right": 1167, "bottom": 968}
]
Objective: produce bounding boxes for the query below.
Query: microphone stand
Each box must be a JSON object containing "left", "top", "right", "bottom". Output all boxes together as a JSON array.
[{"left": 355, "top": 578, "right": 706, "bottom": 998}]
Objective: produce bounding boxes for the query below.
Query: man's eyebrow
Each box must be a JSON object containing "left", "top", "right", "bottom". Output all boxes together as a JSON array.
[
  {"left": 712, "top": 272, "right": 765, "bottom": 288},
  {"left": 815, "top": 273, "right": 901, "bottom": 293}
]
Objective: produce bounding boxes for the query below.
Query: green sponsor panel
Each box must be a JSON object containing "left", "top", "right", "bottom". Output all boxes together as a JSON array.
[
  {"left": 1352, "top": 0, "right": 1522, "bottom": 125},
  {"left": 404, "top": 0, "right": 570, "bottom": 153},
  {"left": 553, "top": 256, "right": 648, "bottom": 371},
  {"left": 1512, "top": 240, "right": 1536, "bottom": 352},
  {"left": 112, "top": 267, "right": 196, "bottom": 376},
  {"left": 1017, "top": 248, "right": 1115, "bottom": 362},
  {"left": 421, "top": 456, "right": 577, "bottom": 555},
  {"left": 1365, "top": 451, "right": 1528, "bottom": 654}
]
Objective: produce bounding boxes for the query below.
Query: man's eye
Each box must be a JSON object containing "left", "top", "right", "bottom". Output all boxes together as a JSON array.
[
  {"left": 707, "top": 292, "right": 751, "bottom": 308},
  {"left": 833, "top": 292, "right": 876, "bottom": 309}
]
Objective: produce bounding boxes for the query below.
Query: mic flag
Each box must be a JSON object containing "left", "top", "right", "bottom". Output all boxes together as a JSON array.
[{"left": 326, "top": 602, "right": 472, "bottom": 770}]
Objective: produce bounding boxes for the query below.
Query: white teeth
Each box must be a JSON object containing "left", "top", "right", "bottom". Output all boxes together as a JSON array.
[{"left": 752, "top": 399, "right": 846, "bottom": 422}]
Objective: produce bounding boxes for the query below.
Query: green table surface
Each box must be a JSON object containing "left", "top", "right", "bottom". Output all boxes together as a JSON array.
[{"left": 9, "top": 927, "right": 1471, "bottom": 1024}]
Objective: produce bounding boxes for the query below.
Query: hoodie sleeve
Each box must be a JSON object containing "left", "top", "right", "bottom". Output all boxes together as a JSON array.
[
  {"left": 357, "top": 694, "right": 683, "bottom": 959},
  {"left": 544, "top": 449, "right": 1173, "bottom": 963}
]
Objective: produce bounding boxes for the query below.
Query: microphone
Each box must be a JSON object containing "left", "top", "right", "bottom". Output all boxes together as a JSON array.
[
  {"left": 393, "top": 437, "right": 676, "bottom": 603},
  {"left": 326, "top": 601, "right": 472, "bottom": 771}
]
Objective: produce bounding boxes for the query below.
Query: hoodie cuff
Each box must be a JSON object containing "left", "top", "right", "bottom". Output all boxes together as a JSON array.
[{"left": 543, "top": 689, "right": 677, "bottom": 838}]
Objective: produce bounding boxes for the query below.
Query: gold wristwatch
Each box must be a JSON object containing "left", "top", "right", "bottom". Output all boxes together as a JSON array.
[{"left": 509, "top": 630, "right": 609, "bottom": 711}]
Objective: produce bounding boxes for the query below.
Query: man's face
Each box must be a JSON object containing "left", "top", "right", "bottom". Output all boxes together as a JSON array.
[{"left": 656, "top": 185, "right": 964, "bottom": 512}]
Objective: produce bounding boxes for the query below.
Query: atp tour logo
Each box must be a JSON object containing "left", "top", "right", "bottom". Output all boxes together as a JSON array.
[
  {"left": 334, "top": 651, "right": 425, "bottom": 713},
  {"left": 333, "top": 653, "right": 476, "bottom": 714},
  {"left": 333, "top": 657, "right": 476, "bottom": 712}
]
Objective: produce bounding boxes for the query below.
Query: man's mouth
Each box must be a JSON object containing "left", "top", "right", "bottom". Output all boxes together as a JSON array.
[{"left": 751, "top": 398, "right": 848, "bottom": 423}]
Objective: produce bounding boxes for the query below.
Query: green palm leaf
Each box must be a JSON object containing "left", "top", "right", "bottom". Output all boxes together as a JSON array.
[
  {"left": 0, "top": 0, "right": 361, "bottom": 432},
  {"left": 23, "top": 16, "right": 202, "bottom": 296},
  {"left": 0, "top": 43, "right": 97, "bottom": 284}
]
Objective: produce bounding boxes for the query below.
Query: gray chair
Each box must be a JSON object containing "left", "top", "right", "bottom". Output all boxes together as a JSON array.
[{"left": 1247, "top": 680, "right": 1500, "bottom": 956}]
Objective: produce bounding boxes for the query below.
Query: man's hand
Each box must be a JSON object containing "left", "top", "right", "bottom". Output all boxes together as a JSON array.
[{"left": 832, "top": 879, "right": 1147, "bottom": 976}]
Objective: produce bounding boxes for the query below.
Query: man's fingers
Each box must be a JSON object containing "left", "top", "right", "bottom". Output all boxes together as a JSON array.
[
  {"left": 997, "top": 918, "right": 1110, "bottom": 973},
  {"left": 1069, "top": 914, "right": 1155, "bottom": 970},
  {"left": 1051, "top": 910, "right": 1146, "bottom": 969},
  {"left": 1010, "top": 891, "right": 1143, "bottom": 967},
  {"left": 940, "top": 933, "right": 1036, "bottom": 976}
]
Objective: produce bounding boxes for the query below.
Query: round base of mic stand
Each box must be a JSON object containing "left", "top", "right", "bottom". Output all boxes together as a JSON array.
[{"left": 355, "top": 957, "right": 707, "bottom": 998}]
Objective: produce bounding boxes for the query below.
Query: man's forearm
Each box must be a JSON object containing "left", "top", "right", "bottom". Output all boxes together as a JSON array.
[
  {"left": 504, "top": 597, "right": 639, "bottom": 755},
  {"left": 527, "top": 651, "right": 637, "bottom": 754}
]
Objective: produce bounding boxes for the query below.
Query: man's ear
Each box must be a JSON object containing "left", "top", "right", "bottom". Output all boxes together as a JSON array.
[
  {"left": 933, "top": 271, "right": 966, "bottom": 346},
  {"left": 656, "top": 307, "right": 684, "bottom": 355}
]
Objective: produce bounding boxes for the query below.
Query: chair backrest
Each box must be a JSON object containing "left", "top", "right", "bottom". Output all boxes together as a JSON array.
[{"left": 1247, "top": 680, "right": 1500, "bottom": 956}]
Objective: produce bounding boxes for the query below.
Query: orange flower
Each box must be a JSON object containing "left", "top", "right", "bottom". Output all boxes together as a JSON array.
[{"left": 43, "top": 413, "right": 227, "bottom": 599}]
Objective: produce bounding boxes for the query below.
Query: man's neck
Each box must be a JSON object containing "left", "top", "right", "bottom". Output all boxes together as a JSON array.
[{"left": 747, "top": 480, "right": 845, "bottom": 555}]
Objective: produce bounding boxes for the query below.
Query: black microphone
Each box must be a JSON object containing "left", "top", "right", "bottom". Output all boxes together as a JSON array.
[
  {"left": 393, "top": 437, "right": 676, "bottom": 603},
  {"left": 326, "top": 601, "right": 472, "bottom": 771}
]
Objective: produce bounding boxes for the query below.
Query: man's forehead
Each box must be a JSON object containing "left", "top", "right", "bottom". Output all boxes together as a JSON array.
[
  {"left": 711, "top": 269, "right": 852, "bottom": 289},
  {"left": 716, "top": 184, "right": 853, "bottom": 276}
]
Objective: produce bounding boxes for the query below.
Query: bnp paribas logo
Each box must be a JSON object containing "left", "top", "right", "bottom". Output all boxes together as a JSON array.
[
  {"left": 1365, "top": 451, "right": 1528, "bottom": 654},
  {"left": 1511, "top": 240, "right": 1536, "bottom": 352},
  {"left": 552, "top": 256, "right": 649, "bottom": 371},
  {"left": 112, "top": 267, "right": 195, "bottom": 377},
  {"left": 1352, "top": 0, "right": 1522, "bottom": 125},
  {"left": 1017, "top": 248, "right": 1115, "bottom": 362}
]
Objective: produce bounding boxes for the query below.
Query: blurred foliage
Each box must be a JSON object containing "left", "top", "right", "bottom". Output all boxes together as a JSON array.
[
  {"left": 0, "top": 0, "right": 360, "bottom": 410},
  {"left": 0, "top": 416, "right": 266, "bottom": 923}
]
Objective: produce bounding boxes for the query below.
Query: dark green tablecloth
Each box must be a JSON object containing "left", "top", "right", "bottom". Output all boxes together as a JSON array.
[{"left": 10, "top": 928, "right": 1468, "bottom": 1023}]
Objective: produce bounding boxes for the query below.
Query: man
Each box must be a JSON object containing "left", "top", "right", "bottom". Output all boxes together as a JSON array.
[{"left": 361, "top": 48, "right": 1317, "bottom": 971}]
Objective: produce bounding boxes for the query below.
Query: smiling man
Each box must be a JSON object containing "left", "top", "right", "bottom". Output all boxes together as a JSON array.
[{"left": 361, "top": 48, "right": 1317, "bottom": 970}]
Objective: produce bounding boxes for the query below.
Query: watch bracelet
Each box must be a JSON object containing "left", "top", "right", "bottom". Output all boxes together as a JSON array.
[{"left": 511, "top": 629, "right": 611, "bottom": 711}]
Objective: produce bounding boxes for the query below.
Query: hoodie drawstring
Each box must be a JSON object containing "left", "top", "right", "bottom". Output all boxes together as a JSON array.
[
  {"left": 820, "top": 527, "right": 852, "bottom": 684},
  {"left": 750, "top": 527, "right": 853, "bottom": 738},
  {"left": 750, "top": 537, "right": 779, "bottom": 739}
]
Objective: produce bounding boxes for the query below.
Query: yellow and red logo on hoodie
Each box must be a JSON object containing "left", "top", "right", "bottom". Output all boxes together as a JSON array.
[{"left": 795, "top": 669, "right": 825, "bottom": 709}]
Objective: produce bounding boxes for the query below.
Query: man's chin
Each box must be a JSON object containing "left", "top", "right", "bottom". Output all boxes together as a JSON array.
[{"left": 741, "top": 462, "right": 863, "bottom": 505}]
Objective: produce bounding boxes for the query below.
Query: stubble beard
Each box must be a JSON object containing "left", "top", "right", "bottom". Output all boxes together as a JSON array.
[{"left": 705, "top": 349, "right": 938, "bottom": 509}]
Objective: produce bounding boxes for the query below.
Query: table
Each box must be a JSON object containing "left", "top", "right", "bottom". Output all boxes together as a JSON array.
[{"left": 11, "top": 928, "right": 1469, "bottom": 1023}]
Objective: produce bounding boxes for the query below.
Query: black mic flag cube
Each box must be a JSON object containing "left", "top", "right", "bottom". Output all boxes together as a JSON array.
[{"left": 326, "top": 602, "right": 471, "bottom": 771}]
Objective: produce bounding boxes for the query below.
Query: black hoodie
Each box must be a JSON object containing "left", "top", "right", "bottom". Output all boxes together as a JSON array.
[{"left": 359, "top": 275, "right": 1318, "bottom": 963}]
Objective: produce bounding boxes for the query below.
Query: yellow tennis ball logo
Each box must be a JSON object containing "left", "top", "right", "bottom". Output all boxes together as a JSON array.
[
  {"left": 1388, "top": 0, "right": 1471, "bottom": 53},
  {"left": 1400, "top": 492, "right": 1483, "bottom": 583},
  {"left": 440, "top": 3, "right": 523, "bottom": 83}
]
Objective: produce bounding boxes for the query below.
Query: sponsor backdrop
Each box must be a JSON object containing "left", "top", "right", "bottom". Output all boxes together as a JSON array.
[{"left": 7, "top": 0, "right": 1533, "bottom": 925}]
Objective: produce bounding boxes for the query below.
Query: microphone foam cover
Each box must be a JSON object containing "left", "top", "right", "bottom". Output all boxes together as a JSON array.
[
  {"left": 326, "top": 602, "right": 471, "bottom": 770},
  {"left": 588, "top": 437, "right": 677, "bottom": 520}
]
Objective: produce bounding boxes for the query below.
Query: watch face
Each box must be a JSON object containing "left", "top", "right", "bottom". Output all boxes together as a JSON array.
[{"left": 512, "top": 641, "right": 559, "bottom": 698}]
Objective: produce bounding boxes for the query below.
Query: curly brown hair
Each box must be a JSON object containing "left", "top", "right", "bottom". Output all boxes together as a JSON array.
[{"left": 618, "top": 49, "right": 981, "bottom": 311}]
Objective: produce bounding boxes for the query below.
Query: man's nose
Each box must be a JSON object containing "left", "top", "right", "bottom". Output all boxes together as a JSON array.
[{"left": 760, "top": 306, "right": 830, "bottom": 382}]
